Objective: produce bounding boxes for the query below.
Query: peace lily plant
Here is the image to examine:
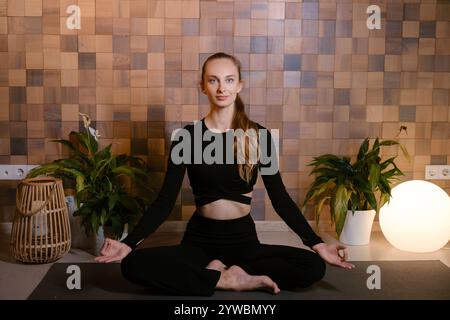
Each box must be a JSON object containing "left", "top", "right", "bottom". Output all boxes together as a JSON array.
[{"left": 27, "top": 113, "right": 152, "bottom": 239}]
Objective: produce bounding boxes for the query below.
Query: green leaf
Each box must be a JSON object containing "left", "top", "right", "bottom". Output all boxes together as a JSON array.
[
  {"left": 118, "top": 195, "right": 139, "bottom": 213},
  {"left": 60, "top": 167, "right": 86, "bottom": 179},
  {"left": 112, "top": 166, "right": 136, "bottom": 179},
  {"left": 72, "top": 132, "right": 95, "bottom": 157},
  {"left": 302, "top": 178, "right": 336, "bottom": 208},
  {"left": 91, "top": 212, "right": 99, "bottom": 235},
  {"left": 55, "top": 139, "right": 92, "bottom": 165},
  {"left": 378, "top": 176, "right": 390, "bottom": 194},
  {"left": 334, "top": 185, "right": 350, "bottom": 236},
  {"left": 310, "top": 168, "right": 340, "bottom": 178},
  {"left": 57, "top": 158, "right": 85, "bottom": 171},
  {"left": 92, "top": 157, "right": 114, "bottom": 182},
  {"left": 106, "top": 176, "right": 113, "bottom": 192},
  {"left": 368, "top": 163, "right": 380, "bottom": 190},
  {"left": 380, "top": 157, "right": 396, "bottom": 170},
  {"left": 73, "top": 205, "right": 90, "bottom": 218},
  {"left": 357, "top": 138, "right": 369, "bottom": 161},
  {"left": 109, "top": 215, "right": 123, "bottom": 240},
  {"left": 363, "top": 191, "right": 377, "bottom": 211},
  {"left": 378, "top": 192, "right": 390, "bottom": 213},
  {"left": 329, "top": 191, "right": 336, "bottom": 224},
  {"left": 100, "top": 208, "right": 107, "bottom": 226},
  {"left": 352, "top": 176, "right": 372, "bottom": 194},
  {"left": 90, "top": 136, "right": 99, "bottom": 154},
  {"left": 399, "top": 143, "right": 410, "bottom": 160},
  {"left": 129, "top": 166, "right": 151, "bottom": 178},
  {"left": 314, "top": 196, "right": 330, "bottom": 228},
  {"left": 108, "top": 193, "right": 119, "bottom": 211},
  {"left": 94, "top": 144, "right": 112, "bottom": 162},
  {"left": 26, "top": 163, "right": 63, "bottom": 178},
  {"left": 349, "top": 192, "right": 360, "bottom": 212},
  {"left": 75, "top": 175, "right": 85, "bottom": 193}
]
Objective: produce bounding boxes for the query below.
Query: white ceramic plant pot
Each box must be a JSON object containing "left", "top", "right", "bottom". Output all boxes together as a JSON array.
[{"left": 339, "top": 210, "right": 376, "bottom": 245}]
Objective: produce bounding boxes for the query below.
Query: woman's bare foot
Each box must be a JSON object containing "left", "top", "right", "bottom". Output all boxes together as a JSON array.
[
  {"left": 216, "top": 265, "right": 280, "bottom": 294},
  {"left": 206, "top": 259, "right": 227, "bottom": 272}
]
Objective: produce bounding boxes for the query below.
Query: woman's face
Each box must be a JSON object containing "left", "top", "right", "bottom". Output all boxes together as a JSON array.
[{"left": 202, "top": 58, "right": 243, "bottom": 109}]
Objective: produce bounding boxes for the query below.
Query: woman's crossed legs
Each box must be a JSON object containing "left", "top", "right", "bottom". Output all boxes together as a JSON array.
[{"left": 121, "top": 242, "right": 325, "bottom": 296}]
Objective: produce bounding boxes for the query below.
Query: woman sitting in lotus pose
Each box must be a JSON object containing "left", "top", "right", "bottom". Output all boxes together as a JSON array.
[{"left": 95, "top": 52, "right": 354, "bottom": 296}]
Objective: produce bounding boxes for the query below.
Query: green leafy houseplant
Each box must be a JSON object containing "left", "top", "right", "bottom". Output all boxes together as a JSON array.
[
  {"left": 302, "top": 137, "right": 408, "bottom": 236},
  {"left": 27, "top": 113, "right": 152, "bottom": 239}
]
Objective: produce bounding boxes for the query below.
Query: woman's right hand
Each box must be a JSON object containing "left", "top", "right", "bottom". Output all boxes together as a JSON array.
[{"left": 94, "top": 238, "right": 132, "bottom": 263}]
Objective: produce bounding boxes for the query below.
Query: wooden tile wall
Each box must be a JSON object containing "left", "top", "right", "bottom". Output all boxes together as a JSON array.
[{"left": 1, "top": 0, "right": 449, "bottom": 224}]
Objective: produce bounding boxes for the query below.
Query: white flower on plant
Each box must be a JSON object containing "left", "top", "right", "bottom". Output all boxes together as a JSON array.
[
  {"left": 79, "top": 112, "right": 100, "bottom": 141},
  {"left": 79, "top": 112, "right": 91, "bottom": 129},
  {"left": 88, "top": 127, "right": 101, "bottom": 141}
]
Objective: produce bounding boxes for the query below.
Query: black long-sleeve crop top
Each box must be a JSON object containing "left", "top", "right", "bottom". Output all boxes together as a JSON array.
[{"left": 121, "top": 118, "right": 324, "bottom": 250}]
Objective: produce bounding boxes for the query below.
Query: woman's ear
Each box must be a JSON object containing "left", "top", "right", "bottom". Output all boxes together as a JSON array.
[
  {"left": 237, "top": 80, "right": 244, "bottom": 93},
  {"left": 199, "top": 82, "right": 206, "bottom": 94}
]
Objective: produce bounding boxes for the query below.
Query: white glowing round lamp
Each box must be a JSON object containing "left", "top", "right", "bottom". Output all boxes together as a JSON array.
[{"left": 379, "top": 180, "right": 450, "bottom": 253}]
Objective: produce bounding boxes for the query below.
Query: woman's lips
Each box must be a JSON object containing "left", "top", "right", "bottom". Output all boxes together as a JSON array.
[{"left": 216, "top": 96, "right": 228, "bottom": 101}]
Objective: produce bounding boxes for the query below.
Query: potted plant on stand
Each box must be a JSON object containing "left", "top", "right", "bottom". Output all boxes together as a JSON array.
[
  {"left": 302, "top": 137, "right": 408, "bottom": 245},
  {"left": 27, "top": 113, "right": 152, "bottom": 255}
]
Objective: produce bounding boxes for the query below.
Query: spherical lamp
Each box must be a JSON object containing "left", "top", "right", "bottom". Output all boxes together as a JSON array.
[{"left": 379, "top": 180, "right": 450, "bottom": 253}]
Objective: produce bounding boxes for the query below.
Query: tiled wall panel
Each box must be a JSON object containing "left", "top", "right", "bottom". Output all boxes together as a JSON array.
[{"left": 1, "top": 0, "right": 449, "bottom": 223}]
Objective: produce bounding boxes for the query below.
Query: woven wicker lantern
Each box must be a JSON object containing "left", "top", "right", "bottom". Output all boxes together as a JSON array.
[{"left": 10, "top": 177, "right": 71, "bottom": 264}]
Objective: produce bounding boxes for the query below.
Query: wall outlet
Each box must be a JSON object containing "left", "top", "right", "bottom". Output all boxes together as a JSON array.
[
  {"left": 425, "top": 165, "right": 450, "bottom": 180},
  {"left": 0, "top": 165, "right": 39, "bottom": 180}
]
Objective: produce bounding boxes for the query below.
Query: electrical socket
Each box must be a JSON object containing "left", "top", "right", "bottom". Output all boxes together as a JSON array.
[
  {"left": 425, "top": 165, "right": 450, "bottom": 180},
  {"left": 0, "top": 165, "right": 39, "bottom": 180}
]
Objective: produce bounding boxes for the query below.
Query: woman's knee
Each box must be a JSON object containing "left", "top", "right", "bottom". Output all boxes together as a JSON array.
[
  {"left": 291, "top": 252, "right": 326, "bottom": 288},
  {"left": 121, "top": 246, "right": 194, "bottom": 281},
  {"left": 310, "top": 253, "right": 326, "bottom": 283},
  {"left": 120, "top": 249, "right": 164, "bottom": 281},
  {"left": 120, "top": 250, "right": 142, "bottom": 281}
]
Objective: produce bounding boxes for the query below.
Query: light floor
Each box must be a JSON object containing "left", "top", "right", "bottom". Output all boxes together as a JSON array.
[{"left": 1, "top": 227, "right": 449, "bottom": 300}]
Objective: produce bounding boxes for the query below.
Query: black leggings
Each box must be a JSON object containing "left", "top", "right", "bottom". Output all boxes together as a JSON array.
[{"left": 121, "top": 211, "right": 326, "bottom": 296}]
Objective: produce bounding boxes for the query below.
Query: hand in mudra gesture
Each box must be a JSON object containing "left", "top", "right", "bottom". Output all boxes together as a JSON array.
[
  {"left": 94, "top": 238, "right": 132, "bottom": 263},
  {"left": 312, "top": 242, "right": 355, "bottom": 269}
]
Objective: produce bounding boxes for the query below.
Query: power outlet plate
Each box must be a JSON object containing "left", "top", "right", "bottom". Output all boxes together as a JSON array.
[
  {"left": 425, "top": 165, "right": 450, "bottom": 180},
  {"left": 0, "top": 165, "right": 39, "bottom": 180}
]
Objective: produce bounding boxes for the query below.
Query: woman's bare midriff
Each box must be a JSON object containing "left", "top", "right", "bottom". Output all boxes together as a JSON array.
[{"left": 195, "top": 191, "right": 252, "bottom": 220}]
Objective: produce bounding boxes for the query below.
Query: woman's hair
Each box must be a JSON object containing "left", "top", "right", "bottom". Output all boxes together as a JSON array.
[{"left": 201, "top": 52, "right": 260, "bottom": 184}]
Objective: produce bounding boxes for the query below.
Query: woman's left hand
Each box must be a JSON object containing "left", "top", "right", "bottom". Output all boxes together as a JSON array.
[{"left": 312, "top": 242, "right": 355, "bottom": 269}]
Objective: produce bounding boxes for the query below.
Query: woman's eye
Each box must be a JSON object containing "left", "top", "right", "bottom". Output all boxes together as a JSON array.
[
  {"left": 208, "top": 79, "right": 216, "bottom": 84},
  {"left": 226, "top": 79, "right": 234, "bottom": 83}
]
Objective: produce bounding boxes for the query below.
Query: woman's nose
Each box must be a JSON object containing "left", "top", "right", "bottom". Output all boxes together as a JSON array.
[{"left": 217, "top": 81, "right": 225, "bottom": 93}]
